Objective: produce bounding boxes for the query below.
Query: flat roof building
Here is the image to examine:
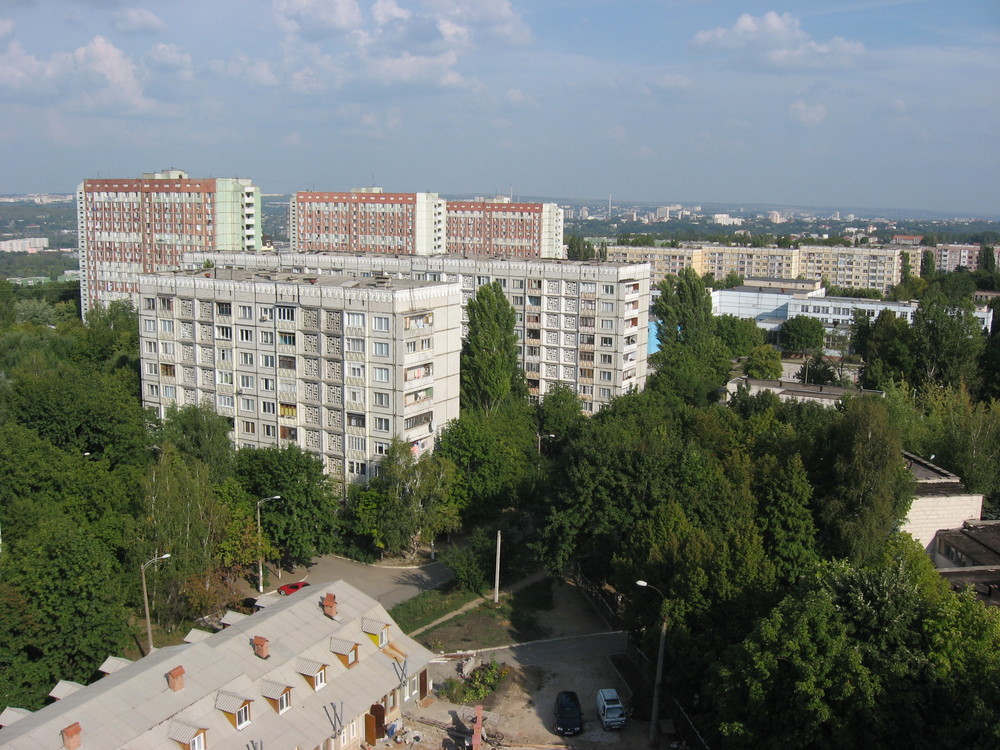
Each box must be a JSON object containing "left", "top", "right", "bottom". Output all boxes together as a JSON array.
[
  {"left": 138, "top": 268, "right": 461, "bottom": 480},
  {"left": 77, "top": 170, "right": 262, "bottom": 316},
  {"left": 183, "top": 252, "right": 651, "bottom": 412}
]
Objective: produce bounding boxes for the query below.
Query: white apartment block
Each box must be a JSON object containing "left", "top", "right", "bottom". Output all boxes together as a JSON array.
[
  {"left": 77, "top": 170, "right": 262, "bottom": 316},
  {"left": 138, "top": 268, "right": 461, "bottom": 481},
  {"left": 712, "top": 283, "right": 993, "bottom": 343},
  {"left": 290, "top": 188, "right": 564, "bottom": 259},
  {"left": 607, "top": 243, "right": 903, "bottom": 292},
  {"left": 0, "top": 237, "right": 48, "bottom": 253},
  {"left": 183, "top": 252, "right": 651, "bottom": 412}
]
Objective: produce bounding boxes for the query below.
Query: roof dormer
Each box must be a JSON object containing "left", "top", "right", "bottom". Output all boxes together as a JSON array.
[
  {"left": 295, "top": 658, "right": 328, "bottom": 691},
  {"left": 361, "top": 617, "right": 389, "bottom": 648},
  {"left": 215, "top": 691, "right": 253, "bottom": 730},
  {"left": 329, "top": 637, "right": 360, "bottom": 668}
]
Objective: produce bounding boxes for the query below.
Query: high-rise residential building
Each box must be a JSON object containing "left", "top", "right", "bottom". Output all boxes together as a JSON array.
[
  {"left": 183, "top": 252, "right": 650, "bottom": 412},
  {"left": 77, "top": 170, "right": 261, "bottom": 315},
  {"left": 289, "top": 188, "right": 564, "bottom": 259},
  {"left": 138, "top": 268, "right": 461, "bottom": 480},
  {"left": 445, "top": 196, "right": 564, "bottom": 258},
  {"left": 289, "top": 188, "right": 446, "bottom": 256},
  {"left": 933, "top": 244, "right": 982, "bottom": 273}
]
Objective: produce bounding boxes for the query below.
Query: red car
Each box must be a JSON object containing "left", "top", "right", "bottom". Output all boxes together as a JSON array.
[{"left": 277, "top": 581, "right": 311, "bottom": 596}]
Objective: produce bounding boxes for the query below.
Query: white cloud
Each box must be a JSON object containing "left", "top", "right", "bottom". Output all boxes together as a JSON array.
[
  {"left": 423, "top": 0, "right": 530, "bottom": 44},
  {"left": 372, "top": 0, "right": 410, "bottom": 25},
  {"left": 0, "top": 39, "right": 45, "bottom": 90},
  {"left": 368, "top": 50, "right": 465, "bottom": 87},
  {"left": 273, "top": 0, "right": 363, "bottom": 34},
  {"left": 789, "top": 99, "right": 828, "bottom": 125},
  {"left": 438, "top": 19, "right": 471, "bottom": 47},
  {"left": 72, "top": 36, "right": 154, "bottom": 112},
  {"left": 145, "top": 43, "right": 192, "bottom": 73},
  {"left": 113, "top": 8, "right": 166, "bottom": 34},
  {"left": 0, "top": 18, "right": 14, "bottom": 38},
  {"left": 213, "top": 51, "right": 280, "bottom": 87},
  {"left": 694, "top": 11, "right": 865, "bottom": 70}
]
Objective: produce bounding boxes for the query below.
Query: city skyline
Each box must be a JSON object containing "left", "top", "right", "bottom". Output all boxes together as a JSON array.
[{"left": 1, "top": 1, "right": 998, "bottom": 216}]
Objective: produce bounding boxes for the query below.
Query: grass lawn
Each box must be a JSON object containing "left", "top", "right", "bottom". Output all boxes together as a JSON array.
[
  {"left": 416, "top": 578, "right": 556, "bottom": 652},
  {"left": 388, "top": 583, "right": 480, "bottom": 634}
]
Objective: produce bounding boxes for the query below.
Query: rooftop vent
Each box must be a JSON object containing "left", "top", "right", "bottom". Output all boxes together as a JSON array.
[
  {"left": 61, "top": 722, "right": 82, "bottom": 750},
  {"left": 322, "top": 593, "right": 338, "bottom": 619},
  {"left": 167, "top": 666, "right": 185, "bottom": 692},
  {"left": 252, "top": 635, "right": 270, "bottom": 659}
]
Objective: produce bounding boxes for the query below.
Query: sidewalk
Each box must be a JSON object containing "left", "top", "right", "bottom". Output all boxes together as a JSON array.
[{"left": 409, "top": 569, "right": 549, "bottom": 637}]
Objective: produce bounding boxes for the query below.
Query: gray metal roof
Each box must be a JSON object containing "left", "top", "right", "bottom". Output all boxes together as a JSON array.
[{"left": 0, "top": 580, "right": 434, "bottom": 750}]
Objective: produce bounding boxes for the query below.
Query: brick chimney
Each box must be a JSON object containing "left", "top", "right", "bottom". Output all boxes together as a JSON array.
[
  {"left": 322, "top": 593, "right": 338, "bottom": 618},
  {"left": 252, "top": 635, "right": 270, "bottom": 659},
  {"left": 167, "top": 666, "right": 185, "bottom": 692},
  {"left": 61, "top": 722, "right": 82, "bottom": 750}
]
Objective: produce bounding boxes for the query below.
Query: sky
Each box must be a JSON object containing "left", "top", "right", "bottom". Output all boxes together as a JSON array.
[{"left": 1, "top": 0, "right": 998, "bottom": 216}]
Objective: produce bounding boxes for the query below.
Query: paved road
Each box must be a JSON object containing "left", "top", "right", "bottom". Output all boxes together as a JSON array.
[{"left": 275, "top": 554, "right": 454, "bottom": 610}]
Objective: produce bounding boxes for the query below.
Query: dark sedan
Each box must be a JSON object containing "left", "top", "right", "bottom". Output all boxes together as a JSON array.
[{"left": 554, "top": 690, "right": 583, "bottom": 736}]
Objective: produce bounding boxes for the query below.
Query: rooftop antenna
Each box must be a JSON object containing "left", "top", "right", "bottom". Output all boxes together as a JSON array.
[{"left": 608, "top": 192, "right": 612, "bottom": 219}]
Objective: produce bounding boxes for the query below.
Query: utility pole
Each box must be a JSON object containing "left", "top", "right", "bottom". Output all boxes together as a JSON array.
[{"left": 493, "top": 530, "right": 502, "bottom": 604}]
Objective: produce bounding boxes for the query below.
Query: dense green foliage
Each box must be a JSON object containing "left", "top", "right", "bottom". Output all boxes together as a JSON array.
[{"left": 460, "top": 281, "right": 525, "bottom": 412}]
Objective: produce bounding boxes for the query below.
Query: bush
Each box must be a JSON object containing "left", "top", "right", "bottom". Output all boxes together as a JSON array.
[{"left": 436, "top": 660, "right": 511, "bottom": 703}]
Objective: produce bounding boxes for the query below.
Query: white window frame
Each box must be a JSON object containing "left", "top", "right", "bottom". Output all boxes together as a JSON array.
[
  {"left": 373, "top": 316, "right": 390, "bottom": 332},
  {"left": 235, "top": 702, "right": 251, "bottom": 729}
]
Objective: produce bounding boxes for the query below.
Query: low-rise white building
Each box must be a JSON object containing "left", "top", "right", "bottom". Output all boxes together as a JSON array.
[{"left": 0, "top": 580, "right": 433, "bottom": 749}]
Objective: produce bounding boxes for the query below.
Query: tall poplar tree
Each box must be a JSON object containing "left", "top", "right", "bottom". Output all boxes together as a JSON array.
[{"left": 461, "top": 281, "right": 524, "bottom": 413}]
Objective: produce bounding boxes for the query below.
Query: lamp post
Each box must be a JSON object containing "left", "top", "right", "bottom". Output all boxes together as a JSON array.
[
  {"left": 141, "top": 553, "right": 171, "bottom": 653},
  {"left": 257, "top": 495, "right": 281, "bottom": 594},
  {"left": 536, "top": 432, "right": 556, "bottom": 455},
  {"left": 636, "top": 579, "right": 668, "bottom": 748}
]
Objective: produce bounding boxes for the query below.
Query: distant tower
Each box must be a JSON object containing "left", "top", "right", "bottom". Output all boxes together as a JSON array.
[{"left": 608, "top": 193, "right": 612, "bottom": 220}]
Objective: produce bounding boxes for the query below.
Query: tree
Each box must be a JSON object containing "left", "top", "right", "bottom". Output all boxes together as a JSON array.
[
  {"left": 653, "top": 268, "right": 715, "bottom": 347},
  {"left": 981, "top": 246, "right": 996, "bottom": 273},
  {"left": 566, "top": 235, "right": 596, "bottom": 260},
  {"left": 854, "top": 310, "right": 916, "bottom": 389},
  {"left": 536, "top": 383, "right": 586, "bottom": 454},
  {"left": 155, "top": 404, "right": 235, "bottom": 482},
  {"left": 345, "top": 440, "right": 460, "bottom": 556},
  {"left": 795, "top": 353, "right": 838, "bottom": 386},
  {"left": 461, "top": 281, "right": 524, "bottom": 413},
  {"left": 743, "top": 345, "right": 782, "bottom": 380},
  {"left": 910, "top": 290, "right": 985, "bottom": 391},
  {"left": 780, "top": 315, "right": 825, "bottom": 356},
  {"left": 714, "top": 315, "right": 764, "bottom": 358},
  {"left": 0, "top": 514, "right": 131, "bottom": 710},
  {"left": 233, "top": 445, "right": 342, "bottom": 566}
]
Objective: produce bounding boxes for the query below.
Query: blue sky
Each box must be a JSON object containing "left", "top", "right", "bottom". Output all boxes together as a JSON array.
[{"left": 1, "top": 0, "right": 997, "bottom": 215}]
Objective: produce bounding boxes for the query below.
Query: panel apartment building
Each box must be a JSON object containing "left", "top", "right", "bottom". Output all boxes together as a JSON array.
[
  {"left": 290, "top": 188, "right": 564, "bottom": 259},
  {"left": 184, "top": 252, "right": 650, "bottom": 412},
  {"left": 138, "top": 268, "right": 461, "bottom": 480},
  {"left": 77, "top": 170, "right": 262, "bottom": 316},
  {"left": 607, "top": 243, "right": 903, "bottom": 293}
]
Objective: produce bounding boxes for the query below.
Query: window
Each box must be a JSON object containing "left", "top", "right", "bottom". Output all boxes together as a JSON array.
[
  {"left": 218, "top": 394, "right": 234, "bottom": 408},
  {"left": 240, "top": 374, "right": 254, "bottom": 389},
  {"left": 404, "top": 411, "right": 433, "bottom": 431},
  {"left": 160, "top": 297, "right": 173, "bottom": 312},
  {"left": 599, "top": 387, "right": 612, "bottom": 398},
  {"left": 190, "top": 734, "right": 206, "bottom": 750},
  {"left": 373, "top": 341, "right": 389, "bottom": 357},
  {"left": 160, "top": 363, "right": 175, "bottom": 377},
  {"left": 240, "top": 397, "right": 256, "bottom": 412},
  {"left": 263, "top": 424, "right": 277, "bottom": 437},
  {"left": 278, "top": 355, "right": 296, "bottom": 370},
  {"left": 280, "top": 425, "right": 297, "bottom": 440},
  {"left": 240, "top": 352, "right": 254, "bottom": 366},
  {"left": 600, "top": 336, "right": 613, "bottom": 347},
  {"left": 217, "top": 302, "right": 232, "bottom": 316},
  {"left": 345, "top": 338, "right": 365, "bottom": 353},
  {"left": 239, "top": 305, "right": 253, "bottom": 319},
  {"left": 239, "top": 328, "right": 254, "bottom": 342},
  {"left": 260, "top": 330, "right": 274, "bottom": 344},
  {"left": 261, "top": 401, "right": 276, "bottom": 414},
  {"left": 347, "top": 413, "right": 366, "bottom": 428},
  {"left": 374, "top": 416, "right": 390, "bottom": 432},
  {"left": 161, "top": 319, "right": 175, "bottom": 333},
  {"left": 373, "top": 316, "right": 390, "bottom": 332},
  {"left": 580, "top": 316, "right": 595, "bottom": 328},
  {"left": 513, "top": 295, "right": 524, "bottom": 306},
  {"left": 378, "top": 628, "right": 388, "bottom": 647},
  {"left": 346, "top": 312, "right": 365, "bottom": 328},
  {"left": 143, "top": 297, "right": 156, "bottom": 311},
  {"left": 145, "top": 341, "right": 158, "bottom": 354},
  {"left": 601, "top": 302, "right": 614, "bottom": 312},
  {"left": 279, "top": 403, "right": 297, "bottom": 418},
  {"left": 278, "top": 332, "right": 296, "bottom": 346},
  {"left": 374, "top": 391, "right": 389, "bottom": 407},
  {"left": 219, "top": 349, "right": 232, "bottom": 363},
  {"left": 162, "top": 342, "right": 175, "bottom": 355},
  {"left": 147, "top": 383, "right": 159, "bottom": 397},
  {"left": 314, "top": 668, "right": 326, "bottom": 690},
  {"left": 348, "top": 461, "right": 367, "bottom": 476},
  {"left": 373, "top": 366, "right": 390, "bottom": 383},
  {"left": 277, "top": 690, "right": 291, "bottom": 714},
  {"left": 145, "top": 361, "right": 157, "bottom": 375},
  {"left": 261, "top": 354, "right": 275, "bottom": 368},
  {"left": 406, "top": 340, "right": 416, "bottom": 353},
  {"left": 347, "top": 435, "right": 366, "bottom": 452},
  {"left": 217, "top": 370, "right": 234, "bottom": 385},
  {"left": 242, "top": 420, "right": 256, "bottom": 435},
  {"left": 375, "top": 441, "right": 389, "bottom": 455},
  {"left": 277, "top": 305, "right": 295, "bottom": 322},
  {"left": 261, "top": 377, "right": 275, "bottom": 391},
  {"left": 259, "top": 307, "right": 273, "bottom": 322},
  {"left": 600, "top": 354, "right": 613, "bottom": 364},
  {"left": 163, "top": 385, "right": 176, "bottom": 399},
  {"left": 215, "top": 325, "right": 231, "bottom": 339},
  {"left": 603, "top": 284, "right": 615, "bottom": 294},
  {"left": 601, "top": 319, "right": 614, "bottom": 330},
  {"left": 600, "top": 371, "right": 613, "bottom": 381}
]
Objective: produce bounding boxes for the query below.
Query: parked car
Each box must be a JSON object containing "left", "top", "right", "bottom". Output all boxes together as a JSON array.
[
  {"left": 554, "top": 690, "right": 583, "bottom": 736},
  {"left": 277, "top": 581, "right": 311, "bottom": 596},
  {"left": 596, "top": 688, "right": 627, "bottom": 730}
]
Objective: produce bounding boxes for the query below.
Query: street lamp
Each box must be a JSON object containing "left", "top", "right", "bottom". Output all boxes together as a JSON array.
[
  {"left": 141, "top": 553, "right": 171, "bottom": 654},
  {"left": 536, "top": 432, "right": 556, "bottom": 455},
  {"left": 257, "top": 495, "right": 282, "bottom": 594},
  {"left": 636, "top": 580, "right": 668, "bottom": 748}
]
